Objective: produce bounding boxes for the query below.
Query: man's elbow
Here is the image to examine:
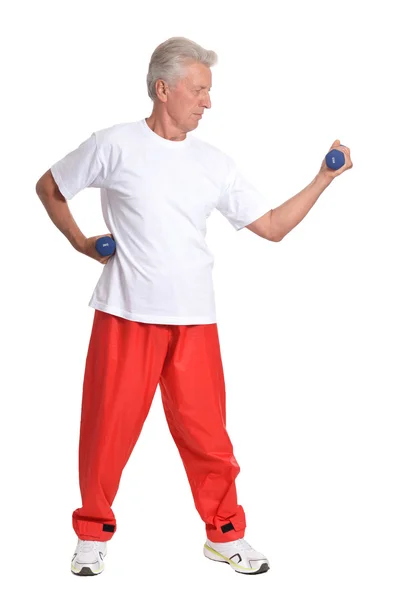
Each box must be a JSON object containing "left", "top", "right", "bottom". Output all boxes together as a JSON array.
[
  {"left": 36, "top": 173, "right": 47, "bottom": 197},
  {"left": 270, "top": 232, "right": 284, "bottom": 242},
  {"left": 35, "top": 180, "right": 44, "bottom": 197},
  {"left": 264, "top": 229, "right": 284, "bottom": 242},
  {"left": 36, "top": 169, "right": 56, "bottom": 198},
  {"left": 261, "top": 210, "right": 284, "bottom": 242}
]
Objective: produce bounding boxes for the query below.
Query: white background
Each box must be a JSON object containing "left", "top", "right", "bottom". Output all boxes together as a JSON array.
[{"left": 2, "top": 0, "right": 399, "bottom": 598}]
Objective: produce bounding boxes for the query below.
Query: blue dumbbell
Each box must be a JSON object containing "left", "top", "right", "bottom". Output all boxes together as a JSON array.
[
  {"left": 325, "top": 146, "right": 346, "bottom": 170},
  {"left": 95, "top": 236, "right": 116, "bottom": 257}
]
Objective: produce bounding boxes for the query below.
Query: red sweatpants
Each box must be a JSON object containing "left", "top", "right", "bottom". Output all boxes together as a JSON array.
[{"left": 72, "top": 309, "right": 246, "bottom": 543}]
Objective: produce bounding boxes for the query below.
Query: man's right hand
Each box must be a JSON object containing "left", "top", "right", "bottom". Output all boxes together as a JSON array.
[{"left": 80, "top": 234, "right": 115, "bottom": 264}]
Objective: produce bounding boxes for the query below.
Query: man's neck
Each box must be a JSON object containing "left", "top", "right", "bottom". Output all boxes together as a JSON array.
[{"left": 145, "top": 114, "right": 187, "bottom": 142}]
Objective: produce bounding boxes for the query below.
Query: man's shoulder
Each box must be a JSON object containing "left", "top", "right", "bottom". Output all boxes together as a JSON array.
[{"left": 94, "top": 120, "right": 141, "bottom": 146}]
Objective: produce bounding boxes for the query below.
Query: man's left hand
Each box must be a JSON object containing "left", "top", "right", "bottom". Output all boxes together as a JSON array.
[{"left": 319, "top": 139, "right": 353, "bottom": 179}]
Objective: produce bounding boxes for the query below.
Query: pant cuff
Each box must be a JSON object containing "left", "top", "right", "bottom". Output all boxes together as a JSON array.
[
  {"left": 72, "top": 515, "right": 117, "bottom": 541},
  {"left": 206, "top": 514, "right": 246, "bottom": 543}
]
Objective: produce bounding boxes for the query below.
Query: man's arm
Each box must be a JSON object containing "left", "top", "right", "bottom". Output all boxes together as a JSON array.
[
  {"left": 35, "top": 170, "right": 111, "bottom": 264},
  {"left": 35, "top": 169, "right": 87, "bottom": 252},
  {"left": 246, "top": 172, "right": 332, "bottom": 242},
  {"left": 246, "top": 140, "right": 353, "bottom": 242}
]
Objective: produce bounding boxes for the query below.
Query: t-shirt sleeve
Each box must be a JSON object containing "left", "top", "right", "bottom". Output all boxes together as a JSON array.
[
  {"left": 216, "top": 157, "right": 270, "bottom": 231},
  {"left": 50, "top": 132, "right": 107, "bottom": 201}
]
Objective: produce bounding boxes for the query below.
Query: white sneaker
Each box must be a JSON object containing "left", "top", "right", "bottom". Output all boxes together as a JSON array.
[
  {"left": 71, "top": 539, "right": 107, "bottom": 576},
  {"left": 204, "top": 537, "right": 270, "bottom": 575}
]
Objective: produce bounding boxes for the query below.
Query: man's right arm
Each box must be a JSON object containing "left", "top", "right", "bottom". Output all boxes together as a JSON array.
[
  {"left": 36, "top": 169, "right": 114, "bottom": 264},
  {"left": 35, "top": 169, "right": 87, "bottom": 252}
]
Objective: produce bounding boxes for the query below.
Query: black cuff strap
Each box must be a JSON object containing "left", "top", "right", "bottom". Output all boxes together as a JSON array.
[{"left": 221, "top": 522, "right": 234, "bottom": 533}]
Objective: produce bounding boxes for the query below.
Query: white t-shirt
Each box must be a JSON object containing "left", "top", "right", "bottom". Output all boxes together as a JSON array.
[{"left": 50, "top": 118, "right": 270, "bottom": 324}]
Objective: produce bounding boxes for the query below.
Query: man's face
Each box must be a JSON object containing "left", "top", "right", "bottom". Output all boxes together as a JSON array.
[{"left": 166, "top": 61, "right": 212, "bottom": 132}]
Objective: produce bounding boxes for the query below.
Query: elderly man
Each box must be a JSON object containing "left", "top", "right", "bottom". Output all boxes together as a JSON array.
[{"left": 35, "top": 36, "right": 352, "bottom": 577}]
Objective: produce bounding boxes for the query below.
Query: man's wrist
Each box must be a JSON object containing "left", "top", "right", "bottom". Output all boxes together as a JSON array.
[
  {"left": 68, "top": 230, "right": 87, "bottom": 253},
  {"left": 314, "top": 171, "right": 334, "bottom": 190}
]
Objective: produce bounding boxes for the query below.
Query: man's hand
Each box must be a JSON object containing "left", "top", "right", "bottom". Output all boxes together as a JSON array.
[
  {"left": 319, "top": 139, "right": 353, "bottom": 180},
  {"left": 80, "top": 234, "right": 115, "bottom": 264}
]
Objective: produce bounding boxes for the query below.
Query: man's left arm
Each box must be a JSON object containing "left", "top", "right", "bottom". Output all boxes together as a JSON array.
[{"left": 246, "top": 140, "right": 353, "bottom": 242}]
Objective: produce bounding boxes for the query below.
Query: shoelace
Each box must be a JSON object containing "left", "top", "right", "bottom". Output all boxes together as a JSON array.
[
  {"left": 231, "top": 538, "right": 254, "bottom": 552},
  {"left": 77, "top": 540, "right": 100, "bottom": 553}
]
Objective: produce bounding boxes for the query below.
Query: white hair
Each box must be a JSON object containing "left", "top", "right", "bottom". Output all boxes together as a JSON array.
[{"left": 146, "top": 36, "right": 218, "bottom": 102}]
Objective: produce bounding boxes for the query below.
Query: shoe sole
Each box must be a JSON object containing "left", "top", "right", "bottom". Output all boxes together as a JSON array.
[
  {"left": 204, "top": 544, "right": 270, "bottom": 575},
  {"left": 71, "top": 566, "right": 104, "bottom": 576}
]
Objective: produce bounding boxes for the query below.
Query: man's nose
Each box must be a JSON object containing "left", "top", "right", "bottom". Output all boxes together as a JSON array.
[{"left": 201, "top": 93, "right": 211, "bottom": 109}]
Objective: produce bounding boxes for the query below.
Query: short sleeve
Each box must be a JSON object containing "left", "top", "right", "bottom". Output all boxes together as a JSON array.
[
  {"left": 50, "top": 132, "right": 106, "bottom": 201},
  {"left": 216, "top": 158, "right": 270, "bottom": 231}
]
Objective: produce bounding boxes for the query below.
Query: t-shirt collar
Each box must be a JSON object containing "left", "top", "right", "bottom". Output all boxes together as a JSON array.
[{"left": 141, "top": 118, "right": 191, "bottom": 148}]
